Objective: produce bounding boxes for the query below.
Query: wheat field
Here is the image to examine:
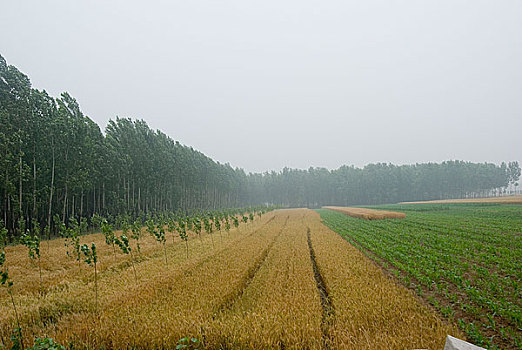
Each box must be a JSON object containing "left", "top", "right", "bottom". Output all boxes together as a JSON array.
[
  {"left": 322, "top": 206, "right": 407, "bottom": 220},
  {"left": 1, "top": 209, "right": 461, "bottom": 349}
]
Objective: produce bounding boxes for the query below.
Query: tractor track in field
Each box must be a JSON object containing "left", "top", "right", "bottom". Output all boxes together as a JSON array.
[
  {"left": 307, "top": 226, "right": 334, "bottom": 350},
  {"left": 212, "top": 215, "right": 289, "bottom": 317},
  {"left": 181, "top": 214, "right": 277, "bottom": 279}
]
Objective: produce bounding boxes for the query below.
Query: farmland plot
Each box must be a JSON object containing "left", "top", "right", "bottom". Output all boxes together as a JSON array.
[
  {"left": 322, "top": 206, "right": 406, "bottom": 220},
  {"left": 0, "top": 213, "right": 275, "bottom": 348},
  {"left": 318, "top": 204, "right": 522, "bottom": 349},
  {"left": 2, "top": 209, "right": 460, "bottom": 349}
]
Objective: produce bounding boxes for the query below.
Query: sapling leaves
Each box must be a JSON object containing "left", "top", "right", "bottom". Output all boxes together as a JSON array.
[
  {"left": 101, "top": 219, "right": 116, "bottom": 254},
  {"left": 203, "top": 217, "right": 214, "bottom": 248},
  {"left": 80, "top": 243, "right": 99, "bottom": 313},
  {"left": 81, "top": 243, "right": 97, "bottom": 266},
  {"left": 177, "top": 221, "right": 189, "bottom": 258},
  {"left": 131, "top": 219, "right": 142, "bottom": 253},
  {"left": 224, "top": 216, "right": 231, "bottom": 233},
  {"left": 147, "top": 219, "right": 168, "bottom": 266},
  {"left": 65, "top": 218, "right": 81, "bottom": 267},
  {"left": 168, "top": 219, "right": 177, "bottom": 244},
  {"left": 115, "top": 234, "right": 130, "bottom": 254},
  {"left": 20, "top": 226, "right": 44, "bottom": 293},
  {"left": 115, "top": 233, "right": 138, "bottom": 283},
  {"left": 26, "top": 337, "right": 66, "bottom": 350},
  {"left": 193, "top": 218, "right": 202, "bottom": 244},
  {"left": 214, "top": 218, "right": 221, "bottom": 232},
  {"left": 20, "top": 231, "right": 40, "bottom": 261},
  {"left": 176, "top": 337, "right": 199, "bottom": 350}
]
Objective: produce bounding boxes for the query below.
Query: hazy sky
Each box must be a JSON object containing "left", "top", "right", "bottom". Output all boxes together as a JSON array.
[{"left": 1, "top": 1, "right": 521, "bottom": 173}]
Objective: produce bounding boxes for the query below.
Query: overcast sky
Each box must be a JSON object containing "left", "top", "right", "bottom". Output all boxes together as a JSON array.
[{"left": 1, "top": 1, "right": 521, "bottom": 173}]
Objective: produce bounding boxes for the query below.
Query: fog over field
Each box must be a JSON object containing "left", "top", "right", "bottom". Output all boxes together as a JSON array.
[{"left": 1, "top": 0, "right": 521, "bottom": 172}]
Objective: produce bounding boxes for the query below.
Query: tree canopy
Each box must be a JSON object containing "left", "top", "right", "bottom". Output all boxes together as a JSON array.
[{"left": 1, "top": 53, "right": 519, "bottom": 238}]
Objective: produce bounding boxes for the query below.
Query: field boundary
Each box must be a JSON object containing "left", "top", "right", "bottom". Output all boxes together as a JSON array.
[{"left": 307, "top": 226, "right": 334, "bottom": 349}]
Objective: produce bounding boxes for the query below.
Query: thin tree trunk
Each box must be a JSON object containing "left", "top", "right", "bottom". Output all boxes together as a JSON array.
[
  {"left": 19, "top": 153, "right": 23, "bottom": 216},
  {"left": 80, "top": 191, "right": 84, "bottom": 217},
  {"left": 4, "top": 168, "right": 9, "bottom": 230},
  {"left": 33, "top": 150, "right": 37, "bottom": 220},
  {"left": 71, "top": 195, "right": 75, "bottom": 219},
  {"left": 62, "top": 182, "right": 68, "bottom": 223}
]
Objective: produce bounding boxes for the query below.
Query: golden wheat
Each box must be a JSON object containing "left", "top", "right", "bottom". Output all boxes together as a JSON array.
[
  {"left": 205, "top": 209, "right": 323, "bottom": 349},
  {"left": 1, "top": 209, "right": 463, "bottom": 349},
  {"left": 305, "top": 210, "right": 462, "bottom": 349},
  {"left": 322, "top": 206, "right": 406, "bottom": 220}
]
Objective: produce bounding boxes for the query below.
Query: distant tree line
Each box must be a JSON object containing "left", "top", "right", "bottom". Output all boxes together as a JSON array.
[
  {"left": 245, "top": 161, "right": 520, "bottom": 208},
  {"left": 1, "top": 53, "right": 520, "bottom": 237}
]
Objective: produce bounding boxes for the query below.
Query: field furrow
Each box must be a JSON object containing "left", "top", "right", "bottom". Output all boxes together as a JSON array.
[
  {"left": 306, "top": 210, "right": 461, "bottom": 349},
  {"left": 206, "top": 209, "right": 324, "bottom": 349}
]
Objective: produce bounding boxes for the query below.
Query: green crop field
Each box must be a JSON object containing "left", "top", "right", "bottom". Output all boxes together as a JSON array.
[{"left": 317, "top": 204, "right": 522, "bottom": 350}]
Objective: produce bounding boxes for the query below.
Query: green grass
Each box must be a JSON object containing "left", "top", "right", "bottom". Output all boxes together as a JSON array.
[{"left": 317, "top": 204, "right": 522, "bottom": 350}]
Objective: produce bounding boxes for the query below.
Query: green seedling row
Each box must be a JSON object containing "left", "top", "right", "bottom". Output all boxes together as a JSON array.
[{"left": 317, "top": 204, "right": 522, "bottom": 350}]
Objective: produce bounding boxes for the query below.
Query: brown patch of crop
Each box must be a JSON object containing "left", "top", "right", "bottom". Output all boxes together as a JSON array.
[
  {"left": 323, "top": 206, "right": 406, "bottom": 220},
  {"left": 399, "top": 195, "right": 522, "bottom": 204}
]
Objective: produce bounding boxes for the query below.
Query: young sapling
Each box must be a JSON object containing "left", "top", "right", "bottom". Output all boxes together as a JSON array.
[
  {"left": 203, "top": 217, "right": 214, "bottom": 248},
  {"left": 20, "top": 226, "right": 43, "bottom": 293},
  {"left": 80, "top": 243, "right": 99, "bottom": 313},
  {"left": 147, "top": 219, "right": 167, "bottom": 266},
  {"left": 130, "top": 219, "right": 142, "bottom": 254},
  {"left": 101, "top": 219, "right": 116, "bottom": 254},
  {"left": 193, "top": 218, "right": 203, "bottom": 245},
  {"left": 115, "top": 233, "right": 138, "bottom": 283}
]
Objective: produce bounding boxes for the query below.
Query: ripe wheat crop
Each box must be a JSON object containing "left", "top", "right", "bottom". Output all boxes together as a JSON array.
[
  {"left": 323, "top": 206, "right": 406, "bottom": 220},
  {"left": 1, "top": 208, "right": 468, "bottom": 349}
]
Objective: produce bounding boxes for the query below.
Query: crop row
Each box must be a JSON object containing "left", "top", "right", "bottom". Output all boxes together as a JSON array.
[
  {"left": 318, "top": 205, "right": 522, "bottom": 349},
  {"left": 0, "top": 207, "right": 272, "bottom": 349}
]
